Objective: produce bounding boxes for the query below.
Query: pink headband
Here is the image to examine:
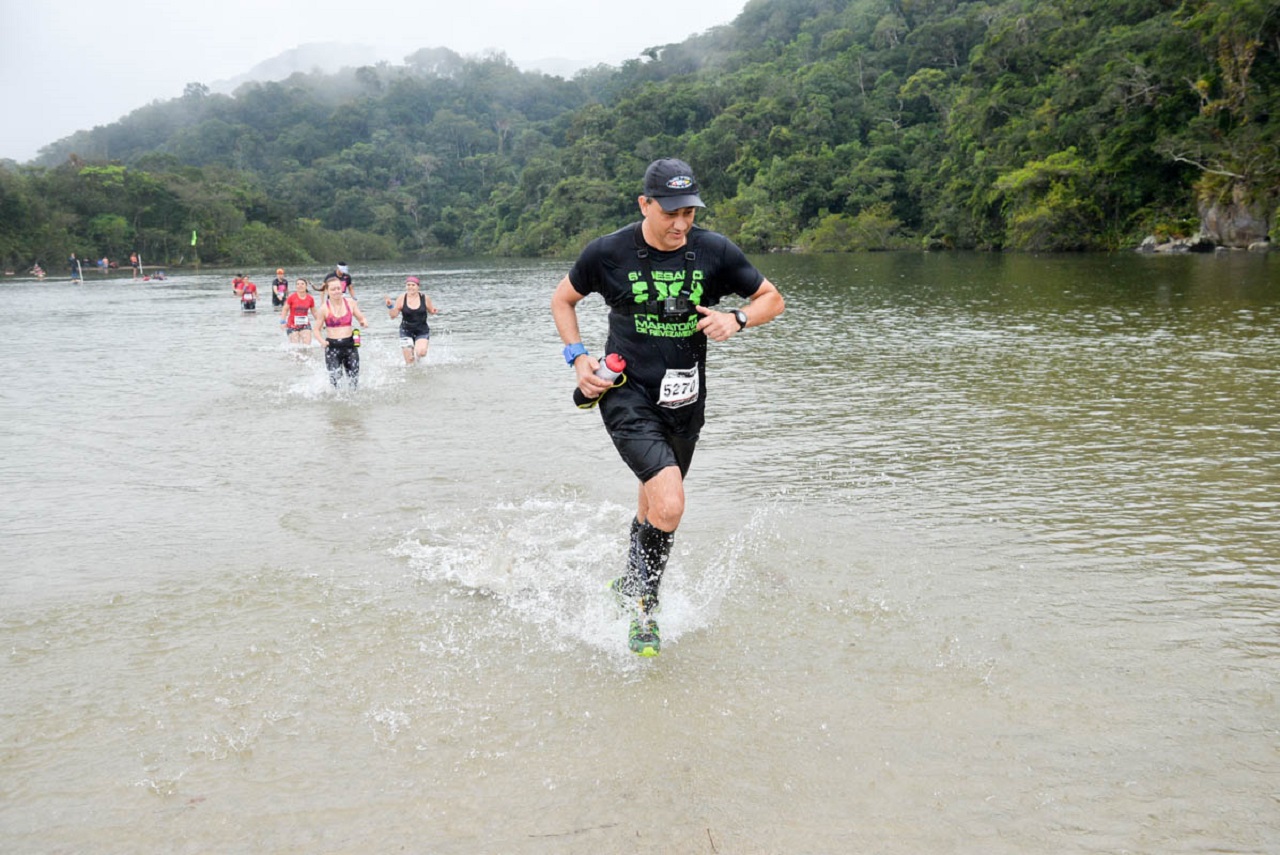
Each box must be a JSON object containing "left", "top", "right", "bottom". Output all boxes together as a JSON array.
[{"left": 405, "top": 276, "right": 420, "bottom": 285}]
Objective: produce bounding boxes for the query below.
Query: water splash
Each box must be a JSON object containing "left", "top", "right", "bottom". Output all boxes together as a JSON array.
[{"left": 389, "top": 491, "right": 775, "bottom": 659}]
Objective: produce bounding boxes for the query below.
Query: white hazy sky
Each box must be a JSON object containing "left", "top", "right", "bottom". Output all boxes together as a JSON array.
[{"left": 0, "top": 0, "right": 748, "bottom": 163}]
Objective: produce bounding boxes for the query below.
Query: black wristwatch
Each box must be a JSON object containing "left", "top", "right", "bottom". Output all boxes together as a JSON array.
[{"left": 732, "top": 309, "right": 748, "bottom": 330}]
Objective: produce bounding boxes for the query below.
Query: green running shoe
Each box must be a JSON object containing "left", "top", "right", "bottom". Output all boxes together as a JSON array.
[
  {"left": 608, "top": 576, "right": 635, "bottom": 605},
  {"left": 628, "top": 616, "right": 661, "bottom": 657},
  {"left": 607, "top": 577, "right": 659, "bottom": 615}
]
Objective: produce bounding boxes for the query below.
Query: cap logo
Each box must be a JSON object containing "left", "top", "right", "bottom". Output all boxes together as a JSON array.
[{"left": 666, "top": 175, "right": 694, "bottom": 190}]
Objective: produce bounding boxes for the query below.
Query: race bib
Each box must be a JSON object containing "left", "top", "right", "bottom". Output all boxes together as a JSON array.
[
  {"left": 658, "top": 366, "right": 699, "bottom": 409},
  {"left": 399, "top": 336, "right": 414, "bottom": 348},
  {"left": 293, "top": 315, "right": 309, "bottom": 326}
]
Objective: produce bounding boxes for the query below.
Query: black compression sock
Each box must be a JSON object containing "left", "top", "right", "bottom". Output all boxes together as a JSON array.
[{"left": 636, "top": 522, "right": 675, "bottom": 601}]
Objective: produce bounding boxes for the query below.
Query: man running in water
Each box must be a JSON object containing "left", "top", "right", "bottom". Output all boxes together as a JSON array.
[{"left": 550, "top": 158, "right": 785, "bottom": 655}]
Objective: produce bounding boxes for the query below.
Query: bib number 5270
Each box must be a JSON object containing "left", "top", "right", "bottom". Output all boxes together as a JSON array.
[{"left": 658, "top": 366, "right": 699, "bottom": 409}]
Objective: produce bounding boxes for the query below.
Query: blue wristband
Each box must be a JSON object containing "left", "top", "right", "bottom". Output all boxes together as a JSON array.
[{"left": 563, "top": 342, "right": 588, "bottom": 366}]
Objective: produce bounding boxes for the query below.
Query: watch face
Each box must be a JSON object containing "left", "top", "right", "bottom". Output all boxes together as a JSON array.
[{"left": 734, "top": 310, "right": 748, "bottom": 328}]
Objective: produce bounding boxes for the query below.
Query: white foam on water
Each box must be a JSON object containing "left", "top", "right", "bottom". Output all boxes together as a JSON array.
[
  {"left": 389, "top": 491, "right": 772, "bottom": 661},
  {"left": 266, "top": 324, "right": 468, "bottom": 400}
]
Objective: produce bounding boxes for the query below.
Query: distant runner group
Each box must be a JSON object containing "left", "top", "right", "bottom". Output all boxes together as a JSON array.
[{"left": 234, "top": 261, "right": 441, "bottom": 388}]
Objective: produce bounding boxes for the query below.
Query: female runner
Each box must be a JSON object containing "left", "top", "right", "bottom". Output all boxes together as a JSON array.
[
  {"left": 281, "top": 278, "right": 317, "bottom": 344},
  {"left": 315, "top": 274, "right": 368, "bottom": 387},
  {"left": 385, "top": 275, "right": 439, "bottom": 365}
]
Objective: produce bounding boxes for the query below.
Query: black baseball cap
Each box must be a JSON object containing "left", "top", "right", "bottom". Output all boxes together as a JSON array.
[{"left": 643, "top": 158, "right": 705, "bottom": 211}]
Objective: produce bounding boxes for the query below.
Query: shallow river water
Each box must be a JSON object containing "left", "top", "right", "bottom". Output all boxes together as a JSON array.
[{"left": 2, "top": 251, "right": 1277, "bottom": 853}]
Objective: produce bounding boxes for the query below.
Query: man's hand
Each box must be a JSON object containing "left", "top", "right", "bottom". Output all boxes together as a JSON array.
[
  {"left": 695, "top": 305, "right": 739, "bottom": 342},
  {"left": 575, "top": 355, "right": 615, "bottom": 398}
]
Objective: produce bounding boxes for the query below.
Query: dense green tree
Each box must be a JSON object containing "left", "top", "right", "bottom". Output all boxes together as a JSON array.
[{"left": 2, "top": 0, "right": 1277, "bottom": 267}]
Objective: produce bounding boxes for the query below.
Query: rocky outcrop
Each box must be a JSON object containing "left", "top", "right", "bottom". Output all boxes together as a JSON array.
[
  {"left": 1199, "top": 182, "right": 1272, "bottom": 248},
  {"left": 1135, "top": 234, "right": 1217, "bottom": 253},
  {"left": 1136, "top": 233, "right": 1275, "bottom": 253},
  {"left": 1137, "top": 182, "right": 1274, "bottom": 252}
]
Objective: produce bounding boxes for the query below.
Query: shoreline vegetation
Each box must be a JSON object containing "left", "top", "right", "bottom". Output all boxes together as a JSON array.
[
  {"left": 1, "top": 0, "right": 1276, "bottom": 269},
  {"left": 5, "top": 235, "right": 1274, "bottom": 284}
]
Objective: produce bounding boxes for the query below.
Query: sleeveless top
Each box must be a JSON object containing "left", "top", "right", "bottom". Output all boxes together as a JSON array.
[
  {"left": 400, "top": 294, "right": 430, "bottom": 328},
  {"left": 324, "top": 298, "right": 353, "bottom": 327}
]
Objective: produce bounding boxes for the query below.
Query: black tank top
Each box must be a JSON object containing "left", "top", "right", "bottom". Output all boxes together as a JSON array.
[{"left": 401, "top": 294, "right": 429, "bottom": 326}]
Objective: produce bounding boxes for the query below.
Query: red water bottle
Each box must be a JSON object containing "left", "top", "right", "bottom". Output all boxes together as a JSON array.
[{"left": 573, "top": 353, "right": 626, "bottom": 408}]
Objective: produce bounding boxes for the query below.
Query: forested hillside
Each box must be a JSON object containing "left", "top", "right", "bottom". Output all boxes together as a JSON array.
[{"left": 1, "top": 0, "right": 1275, "bottom": 268}]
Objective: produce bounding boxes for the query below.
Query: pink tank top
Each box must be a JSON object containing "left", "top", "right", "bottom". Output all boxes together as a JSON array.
[{"left": 324, "top": 298, "right": 353, "bottom": 327}]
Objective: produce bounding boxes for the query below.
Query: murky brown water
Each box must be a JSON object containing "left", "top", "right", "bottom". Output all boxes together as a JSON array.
[{"left": 3, "top": 252, "right": 1277, "bottom": 853}]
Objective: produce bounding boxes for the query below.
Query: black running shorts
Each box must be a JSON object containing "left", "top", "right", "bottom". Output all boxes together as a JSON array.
[{"left": 598, "top": 383, "right": 703, "bottom": 482}]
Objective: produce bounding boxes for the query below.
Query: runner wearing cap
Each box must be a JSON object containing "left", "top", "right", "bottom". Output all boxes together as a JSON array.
[
  {"left": 271, "top": 268, "right": 289, "bottom": 307},
  {"left": 550, "top": 157, "right": 785, "bottom": 656},
  {"left": 386, "top": 275, "right": 439, "bottom": 365}
]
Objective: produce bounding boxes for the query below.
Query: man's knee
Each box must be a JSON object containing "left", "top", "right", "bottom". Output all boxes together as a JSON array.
[{"left": 643, "top": 468, "right": 685, "bottom": 530}]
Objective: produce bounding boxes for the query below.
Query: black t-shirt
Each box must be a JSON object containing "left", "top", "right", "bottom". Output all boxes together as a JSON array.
[{"left": 568, "top": 222, "right": 765, "bottom": 403}]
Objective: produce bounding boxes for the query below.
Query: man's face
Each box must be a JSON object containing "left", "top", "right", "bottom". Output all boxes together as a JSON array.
[{"left": 639, "top": 196, "right": 698, "bottom": 251}]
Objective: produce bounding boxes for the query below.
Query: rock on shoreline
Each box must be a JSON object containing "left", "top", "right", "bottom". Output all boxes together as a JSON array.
[{"left": 1136, "top": 235, "right": 1274, "bottom": 253}]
